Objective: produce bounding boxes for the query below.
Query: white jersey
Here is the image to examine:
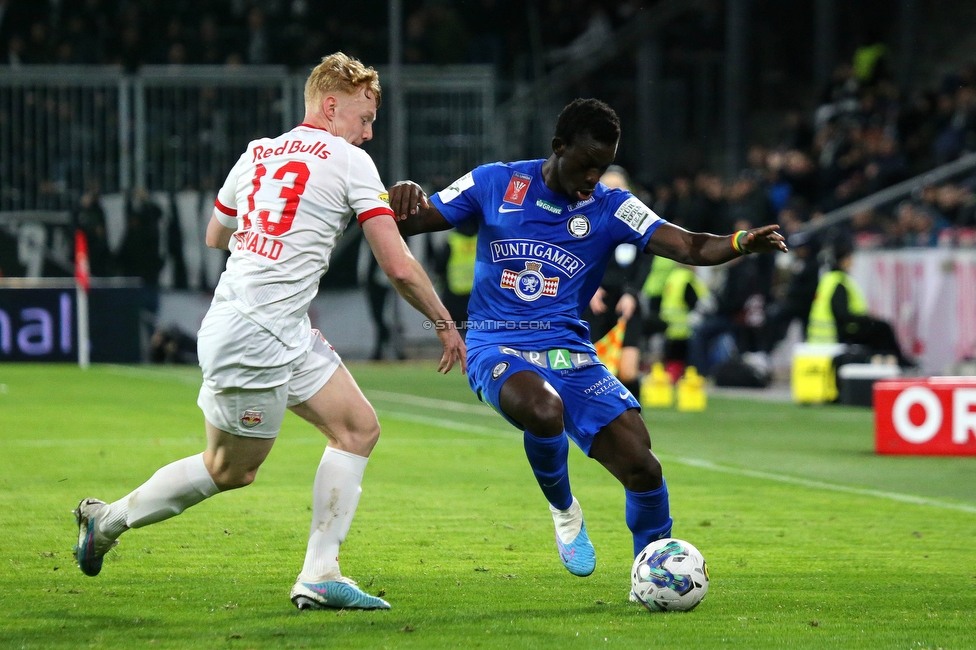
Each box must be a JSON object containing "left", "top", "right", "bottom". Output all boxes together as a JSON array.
[{"left": 212, "top": 124, "right": 394, "bottom": 348}]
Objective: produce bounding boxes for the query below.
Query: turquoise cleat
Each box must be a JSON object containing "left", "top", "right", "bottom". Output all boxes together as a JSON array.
[
  {"left": 555, "top": 519, "right": 596, "bottom": 576},
  {"left": 73, "top": 498, "right": 118, "bottom": 577},
  {"left": 291, "top": 578, "right": 391, "bottom": 610}
]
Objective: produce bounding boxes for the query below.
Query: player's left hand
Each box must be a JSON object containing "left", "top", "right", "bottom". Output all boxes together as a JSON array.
[
  {"left": 742, "top": 224, "right": 788, "bottom": 254},
  {"left": 436, "top": 323, "right": 467, "bottom": 375},
  {"left": 615, "top": 293, "right": 637, "bottom": 321},
  {"left": 388, "top": 181, "right": 430, "bottom": 221}
]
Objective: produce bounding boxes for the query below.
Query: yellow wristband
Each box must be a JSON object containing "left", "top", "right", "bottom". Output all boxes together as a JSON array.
[{"left": 731, "top": 230, "right": 748, "bottom": 254}]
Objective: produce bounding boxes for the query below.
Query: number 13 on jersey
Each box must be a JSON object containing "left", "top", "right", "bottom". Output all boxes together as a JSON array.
[{"left": 243, "top": 161, "right": 310, "bottom": 236}]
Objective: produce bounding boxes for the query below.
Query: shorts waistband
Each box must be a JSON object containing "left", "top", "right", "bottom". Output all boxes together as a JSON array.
[{"left": 495, "top": 346, "right": 598, "bottom": 370}]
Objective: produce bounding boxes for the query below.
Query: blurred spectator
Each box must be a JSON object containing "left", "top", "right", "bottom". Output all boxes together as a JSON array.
[
  {"left": 582, "top": 166, "right": 653, "bottom": 396},
  {"left": 150, "top": 325, "right": 198, "bottom": 364},
  {"left": 116, "top": 190, "right": 163, "bottom": 287},
  {"left": 659, "top": 263, "right": 709, "bottom": 382},
  {"left": 245, "top": 7, "right": 271, "bottom": 65},
  {"left": 406, "top": 0, "right": 470, "bottom": 65},
  {"left": 892, "top": 200, "right": 950, "bottom": 247},
  {"left": 763, "top": 204, "right": 820, "bottom": 353},
  {"left": 687, "top": 236, "right": 771, "bottom": 376},
  {"left": 358, "top": 236, "right": 404, "bottom": 361},
  {"left": 76, "top": 187, "right": 114, "bottom": 277},
  {"left": 807, "top": 240, "right": 915, "bottom": 367},
  {"left": 726, "top": 172, "right": 773, "bottom": 229}
]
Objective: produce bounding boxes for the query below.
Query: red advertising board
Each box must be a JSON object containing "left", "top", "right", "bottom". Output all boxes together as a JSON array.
[{"left": 874, "top": 378, "right": 976, "bottom": 455}]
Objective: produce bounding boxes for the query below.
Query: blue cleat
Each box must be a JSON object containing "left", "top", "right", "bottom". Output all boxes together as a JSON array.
[
  {"left": 73, "top": 498, "right": 118, "bottom": 577},
  {"left": 290, "top": 577, "right": 391, "bottom": 611},
  {"left": 550, "top": 498, "right": 596, "bottom": 577}
]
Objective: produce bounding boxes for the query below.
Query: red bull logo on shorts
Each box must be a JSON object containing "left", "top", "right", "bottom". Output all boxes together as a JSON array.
[{"left": 241, "top": 410, "right": 264, "bottom": 428}]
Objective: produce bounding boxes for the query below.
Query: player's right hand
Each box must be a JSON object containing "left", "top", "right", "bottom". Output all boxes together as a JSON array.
[
  {"left": 388, "top": 181, "right": 430, "bottom": 221},
  {"left": 436, "top": 324, "right": 467, "bottom": 375}
]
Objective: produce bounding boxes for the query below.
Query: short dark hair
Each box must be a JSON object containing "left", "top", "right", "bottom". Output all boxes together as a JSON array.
[{"left": 554, "top": 98, "right": 620, "bottom": 147}]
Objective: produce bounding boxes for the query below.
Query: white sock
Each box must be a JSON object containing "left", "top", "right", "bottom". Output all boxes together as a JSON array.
[
  {"left": 299, "top": 447, "right": 368, "bottom": 583},
  {"left": 98, "top": 453, "right": 219, "bottom": 538},
  {"left": 550, "top": 496, "right": 583, "bottom": 544}
]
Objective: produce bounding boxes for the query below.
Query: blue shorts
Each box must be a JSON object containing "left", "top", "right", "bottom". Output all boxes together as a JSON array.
[{"left": 468, "top": 345, "right": 641, "bottom": 455}]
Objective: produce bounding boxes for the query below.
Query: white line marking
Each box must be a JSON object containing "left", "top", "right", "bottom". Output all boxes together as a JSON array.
[
  {"left": 374, "top": 393, "right": 976, "bottom": 515},
  {"left": 666, "top": 456, "right": 976, "bottom": 514},
  {"left": 366, "top": 389, "right": 495, "bottom": 416},
  {"left": 86, "top": 369, "right": 976, "bottom": 514},
  {"left": 375, "top": 408, "right": 517, "bottom": 439},
  {"left": 102, "top": 364, "right": 200, "bottom": 385}
]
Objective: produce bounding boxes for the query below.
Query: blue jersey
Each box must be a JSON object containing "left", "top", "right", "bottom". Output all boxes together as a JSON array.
[{"left": 431, "top": 159, "right": 666, "bottom": 353}]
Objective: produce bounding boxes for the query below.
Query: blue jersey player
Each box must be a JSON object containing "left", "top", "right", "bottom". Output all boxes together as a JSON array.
[{"left": 390, "top": 99, "right": 786, "bottom": 590}]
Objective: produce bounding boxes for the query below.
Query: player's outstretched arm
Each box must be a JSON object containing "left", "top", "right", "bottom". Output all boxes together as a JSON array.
[
  {"left": 362, "top": 214, "right": 466, "bottom": 374},
  {"left": 388, "top": 181, "right": 454, "bottom": 236},
  {"left": 646, "top": 222, "right": 787, "bottom": 266}
]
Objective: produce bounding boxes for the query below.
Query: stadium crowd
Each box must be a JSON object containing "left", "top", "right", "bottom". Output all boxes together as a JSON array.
[
  {"left": 0, "top": 0, "right": 645, "bottom": 72},
  {"left": 1, "top": 0, "right": 973, "bottom": 374}
]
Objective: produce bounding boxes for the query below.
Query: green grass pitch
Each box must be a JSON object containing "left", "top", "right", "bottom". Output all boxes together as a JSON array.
[{"left": 2, "top": 362, "right": 975, "bottom": 649}]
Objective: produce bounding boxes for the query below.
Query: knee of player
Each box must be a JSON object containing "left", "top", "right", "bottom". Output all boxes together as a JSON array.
[
  {"left": 211, "top": 466, "right": 259, "bottom": 491},
  {"left": 342, "top": 410, "right": 381, "bottom": 452},
  {"left": 622, "top": 454, "right": 663, "bottom": 491},
  {"left": 524, "top": 394, "right": 564, "bottom": 437}
]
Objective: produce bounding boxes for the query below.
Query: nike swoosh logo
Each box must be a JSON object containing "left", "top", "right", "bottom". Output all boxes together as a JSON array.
[
  {"left": 618, "top": 391, "right": 629, "bottom": 399},
  {"left": 498, "top": 206, "right": 524, "bottom": 213}
]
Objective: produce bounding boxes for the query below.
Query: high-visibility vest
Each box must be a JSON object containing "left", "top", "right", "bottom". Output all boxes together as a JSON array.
[
  {"left": 806, "top": 270, "right": 868, "bottom": 343},
  {"left": 446, "top": 232, "right": 477, "bottom": 295},
  {"left": 642, "top": 255, "right": 676, "bottom": 298},
  {"left": 660, "top": 268, "right": 709, "bottom": 341}
]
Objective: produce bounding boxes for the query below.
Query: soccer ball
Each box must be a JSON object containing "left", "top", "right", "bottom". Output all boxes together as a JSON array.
[{"left": 631, "top": 538, "right": 709, "bottom": 612}]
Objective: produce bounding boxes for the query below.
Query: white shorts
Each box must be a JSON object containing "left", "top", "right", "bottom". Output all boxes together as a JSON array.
[{"left": 196, "top": 302, "right": 341, "bottom": 438}]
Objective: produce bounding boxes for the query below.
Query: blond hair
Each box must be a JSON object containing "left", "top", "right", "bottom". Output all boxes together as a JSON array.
[{"left": 304, "top": 52, "right": 382, "bottom": 114}]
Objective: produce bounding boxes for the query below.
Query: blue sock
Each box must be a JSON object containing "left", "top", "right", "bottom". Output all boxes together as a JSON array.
[
  {"left": 626, "top": 479, "right": 673, "bottom": 557},
  {"left": 523, "top": 431, "right": 573, "bottom": 511}
]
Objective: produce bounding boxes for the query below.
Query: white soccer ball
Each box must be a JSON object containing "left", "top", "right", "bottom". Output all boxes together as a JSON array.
[{"left": 631, "top": 538, "right": 709, "bottom": 612}]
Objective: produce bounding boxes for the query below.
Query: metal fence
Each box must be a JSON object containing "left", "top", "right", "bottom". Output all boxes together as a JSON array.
[
  {"left": 0, "top": 67, "right": 125, "bottom": 211},
  {"left": 0, "top": 64, "right": 496, "bottom": 210},
  {"left": 0, "top": 65, "right": 495, "bottom": 288}
]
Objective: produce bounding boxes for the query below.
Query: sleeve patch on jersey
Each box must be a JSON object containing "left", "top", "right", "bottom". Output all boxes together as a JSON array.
[
  {"left": 613, "top": 196, "right": 659, "bottom": 235},
  {"left": 215, "top": 197, "right": 237, "bottom": 217},
  {"left": 436, "top": 171, "right": 475, "bottom": 204},
  {"left": 503, "top": 172, "right": 532, "bottom": 205},
  {"left": 358, "top": 206, "right": 395, "bottom": 225}
]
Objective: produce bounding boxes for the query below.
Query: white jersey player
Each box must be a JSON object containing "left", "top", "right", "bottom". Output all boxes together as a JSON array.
[{"left": 73, "top": 52, "right": 466, "bottom": 611}]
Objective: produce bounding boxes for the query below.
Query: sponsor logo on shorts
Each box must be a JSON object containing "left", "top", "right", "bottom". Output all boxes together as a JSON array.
[
  {"left": 241, "top": 410, "right": 264, "bottom": 428},
  {"left": 491, "top": 361, "right": 509, "bottom": 379},
  {"left": 567, "top": 215, "right": 590, "bottom": 238},
  {"left": 495, "top": 347, "right": 596, "bottom": 370}
]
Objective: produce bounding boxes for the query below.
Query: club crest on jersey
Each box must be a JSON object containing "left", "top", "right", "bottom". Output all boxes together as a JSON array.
[
  {"left": 503, "top": 172, "right": 532, "bottom": 205},
  {"left": 240, "top": 410, "right": 264, "bottom": 428},
  {"left": 567, "top": 215, "right": 590, "bottom": 238},
  {"left": 500, "top": 261, "right": 559, "bottom": 302}
]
